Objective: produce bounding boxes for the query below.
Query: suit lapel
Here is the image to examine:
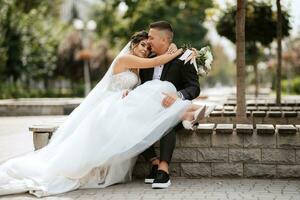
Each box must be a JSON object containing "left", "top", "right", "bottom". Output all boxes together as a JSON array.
[
  {"left": 148, "top": 68, "right": 154, "bottom": 80},
  {"left": 160, "top": 62, "right": 171, "bottom": 80}
]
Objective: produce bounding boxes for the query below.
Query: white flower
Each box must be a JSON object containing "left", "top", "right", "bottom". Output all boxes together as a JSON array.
[
  {"left": 198, "top": 67, "right": 206, "bottom": 76},
  {"left": 205, "top": 60, "right": 212, "bottom": 71},
  {"left": 179, "top": 46, "right": 213, "bottom": 76}
]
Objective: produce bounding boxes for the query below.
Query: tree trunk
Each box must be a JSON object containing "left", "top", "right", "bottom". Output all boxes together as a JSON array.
[
  {"left": 254, "top": 59, "right": 259, "bottom": 97},
  {"left": 276, "top": 0, "right": 282, "bottom": 105},
  {"left": 236, "top": 0, "right": 247, "bottom": 123}
]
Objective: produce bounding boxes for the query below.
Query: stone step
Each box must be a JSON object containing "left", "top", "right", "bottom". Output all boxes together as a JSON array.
[
  {"left": 256, "top": 124, "right": 275, "bottom": 134},
  {"left": 215, "top": 124, "right": 234, "bottom": 134},
  {"left": 208, "top": 110, "right": 299, "bottom": 118},
  {"left": 236, "top": 124, "right": 253, "bottom": 134},
  {"left": 276, "top": 124, "right": 297, "bottom": 134}
]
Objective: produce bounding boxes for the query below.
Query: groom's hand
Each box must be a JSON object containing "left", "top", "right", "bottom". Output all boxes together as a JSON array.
[{"left": 162, "top": 92, "right": 178, "bottom": 107}]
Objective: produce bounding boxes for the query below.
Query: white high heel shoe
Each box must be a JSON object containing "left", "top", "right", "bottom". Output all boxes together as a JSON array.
[{"left": 182, "top": 105, "right": 207, "bottom": 130}]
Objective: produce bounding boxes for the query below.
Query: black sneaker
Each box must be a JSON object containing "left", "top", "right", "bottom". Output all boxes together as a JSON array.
[
  {"left": 152, "top": 170, "right": 171, "bottom": 189},
  {"left": 144, "top": 165, "right": 158, "bottom": 184}
]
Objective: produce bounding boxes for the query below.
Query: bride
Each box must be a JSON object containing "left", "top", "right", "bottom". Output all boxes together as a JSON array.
[{"left": 0, "top": 30, "right": 206, "bottom": 197}]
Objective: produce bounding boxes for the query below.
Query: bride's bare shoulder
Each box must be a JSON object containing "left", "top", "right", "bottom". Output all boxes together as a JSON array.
[{"left": 113, "top": 55, "right": 134, "bottom": 73}]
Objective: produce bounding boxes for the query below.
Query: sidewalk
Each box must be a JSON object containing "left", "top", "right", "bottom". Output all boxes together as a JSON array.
[{"left": 1, "top": 116, "right": 300, "bottom": 200}]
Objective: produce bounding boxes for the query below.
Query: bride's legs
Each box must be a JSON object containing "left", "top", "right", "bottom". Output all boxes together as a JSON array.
[
  {"left": 181, "top": 104, "right": 207, "bottom": 130},
  {"left": 181, "top": 104, "right": 205, "bottom": 122},
  {"left": 185, "top": 104, "right": 202, "bottom": 113}
]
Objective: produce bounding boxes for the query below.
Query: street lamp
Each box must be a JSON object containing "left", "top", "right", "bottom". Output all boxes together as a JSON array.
[{"left": 73, "top": 19, "right": 97, "bottom": 96}]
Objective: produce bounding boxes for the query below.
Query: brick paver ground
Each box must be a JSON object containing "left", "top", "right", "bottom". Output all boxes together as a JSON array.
[{"left": 1, "top": 116, "right": 300, "bottom": 200}]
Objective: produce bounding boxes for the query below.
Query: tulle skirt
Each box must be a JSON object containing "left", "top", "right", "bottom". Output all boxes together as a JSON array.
[{"left": 0, "top": 80, "right": 190, "bottom": 197}]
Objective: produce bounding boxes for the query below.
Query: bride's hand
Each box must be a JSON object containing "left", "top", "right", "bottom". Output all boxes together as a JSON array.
[
  {"left": 167, "top": 43, "right": 178, "bottom": 54},
  {"left": 185, "top": 48, "right": 198, "bottom": 63}
]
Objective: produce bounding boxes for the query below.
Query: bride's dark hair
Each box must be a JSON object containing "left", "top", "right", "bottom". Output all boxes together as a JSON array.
[{"left": 130, "top": 30, "right": 148, "bottom": 50}]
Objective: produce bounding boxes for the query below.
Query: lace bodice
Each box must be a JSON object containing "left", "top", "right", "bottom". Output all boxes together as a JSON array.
[{"left": 108, "top": 70, "right": 140, "bottom": 91}]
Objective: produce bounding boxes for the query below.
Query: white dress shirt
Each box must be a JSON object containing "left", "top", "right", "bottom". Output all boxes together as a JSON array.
[
  {"left": 152, "top": 65, "right": 164, "bottom": 80},
  {"left": 152, "top": 64, "right": 185, "bottom": 100}
]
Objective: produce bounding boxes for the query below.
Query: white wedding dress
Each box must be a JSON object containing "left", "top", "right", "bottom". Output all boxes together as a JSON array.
[{"left": 0, "top": 69, "right": 191, "bottom": 197}]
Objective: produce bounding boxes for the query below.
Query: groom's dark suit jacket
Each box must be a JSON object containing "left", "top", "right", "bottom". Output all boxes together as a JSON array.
[{"left": 139, "top": 54, "right": 200, "bottom": 100}]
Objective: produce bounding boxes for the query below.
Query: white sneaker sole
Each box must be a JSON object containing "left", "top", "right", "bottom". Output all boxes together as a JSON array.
[
  {"left": 145, "top": 178, "right": 154, "bottom": 184},
  {"left": 152, "top": 180, "right": 171, "bottom": 189}
]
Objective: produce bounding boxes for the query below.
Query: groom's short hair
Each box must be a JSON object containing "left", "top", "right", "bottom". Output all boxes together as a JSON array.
[{"left": 149, "top": 21, "right": 173, "bottom": 42}]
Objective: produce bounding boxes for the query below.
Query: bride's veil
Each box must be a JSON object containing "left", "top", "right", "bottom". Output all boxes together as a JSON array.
[{"left": 48, "top": 42, "right": 131, "bottom": 146}]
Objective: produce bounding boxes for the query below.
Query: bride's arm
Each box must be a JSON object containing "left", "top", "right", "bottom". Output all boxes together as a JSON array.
[{"left": 116, "top": 48, "right": 183, "bottom": 69}]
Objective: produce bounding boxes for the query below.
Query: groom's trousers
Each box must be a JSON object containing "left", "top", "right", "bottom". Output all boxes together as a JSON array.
[{"left": 141, "top": 126, "right": 179, "bottom": 164}]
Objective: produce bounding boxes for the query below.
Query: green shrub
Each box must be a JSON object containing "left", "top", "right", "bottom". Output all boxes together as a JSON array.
[{"left": 281, "top": 76, "right": 300, "bottom": 94}]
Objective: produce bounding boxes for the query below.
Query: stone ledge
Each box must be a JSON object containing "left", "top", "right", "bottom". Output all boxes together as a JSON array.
[
  {"left": 215, "top": 124, "right": 233, "bottom": 134},
  {"left": 256, "top": 124, "right": 275, "bottom": 135},
  {"left": 276, "top": 125, "right": 297, "bottom": 134},
  {"left": 236, "top": 124, "right": 253, "bottom": 134},
  {"left": 28, "top": 123, "right": 300, "bottom": 178}
]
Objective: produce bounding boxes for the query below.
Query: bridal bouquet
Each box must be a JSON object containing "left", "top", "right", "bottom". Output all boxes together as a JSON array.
[{"left": 179, "top": 46, "right": 213, "bottom": 76}]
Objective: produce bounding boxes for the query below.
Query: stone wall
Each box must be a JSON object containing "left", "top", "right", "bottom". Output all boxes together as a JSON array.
[
  {"left": 133, "top": 124, "right": 300, "bottom": 178},
  {"left": 0, "top": 98, "right": 81, "bottom": 116}
]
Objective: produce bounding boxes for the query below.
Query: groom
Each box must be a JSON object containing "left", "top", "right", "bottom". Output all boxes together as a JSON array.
[{"left": 140, "top": 21, "right": 200, "bottom": 188}]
